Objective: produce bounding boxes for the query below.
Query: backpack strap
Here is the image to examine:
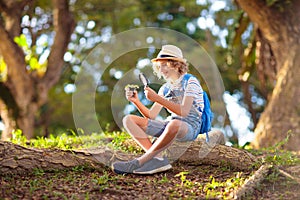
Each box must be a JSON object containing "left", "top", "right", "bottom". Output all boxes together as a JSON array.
[
  {"left": 163, "top": 73, "right": 192, "bottom": 96},
  {"left": 163, "top": 73, "right": 192, "bottom": 97},
  {"left": 205, "top": 132, "right": 209, "bottom": 143},
  {"left": 182, "top": 73, "right": 193, "bottom": 89}
]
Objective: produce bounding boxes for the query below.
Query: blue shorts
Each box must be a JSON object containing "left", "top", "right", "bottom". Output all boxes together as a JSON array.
[{"left": 145, "top": 119, "right": 200, "bottom": 142}]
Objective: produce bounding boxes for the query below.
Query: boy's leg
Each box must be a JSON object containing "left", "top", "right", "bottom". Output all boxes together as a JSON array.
[
  {"left": 112, "top": 115, "right": 164, "bottom": 175},
  {"left": 122, "top": 115, "right": 152, "bottom": 152},
  {"left": 112, "top": 119, "right": 188, "bottom": 174},
  {"left": 137, "top": 119, "right": 188, "bottom": 165}
]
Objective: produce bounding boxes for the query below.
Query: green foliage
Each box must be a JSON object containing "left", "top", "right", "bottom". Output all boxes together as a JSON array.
[
  {"left": 173, "top": 171, "right": 246, "bottom": 199},
  {"left": 272, "top": 130, "right": 293, "bottom": 150},
  {"left": 91, "top": 170, "right": 118, "bottom": 192},
  {"left": 10, "top": 129, "right": 28, "bottom": 146},
  {"left": 14, "top": 34, "right": 47, "bottom": 74},
  {"left": 203, "top": 173, "right": 245, "bottom": 199},
  {"left": 263, "top": 149, "right": 300, "bottom": 166},
  {"left": 32, "top": 168, "right": 45, "bottom": 176},
  {"left": 72, "top": 165, "right": 86, "bottom": 172},
  {"left": 110, "top": 130, "right": 143, "bottom": 154},
  {"left": 29, "top": 179, "right": 39, "bottom": 195},
  {"left": 262, "top": 131, "right": 300, "bottom": 166},
  {"left": 174, "top": 171, "right": 197, "bottom": 189},
  {"left": 31, "top": 132, "right": 85, "bottom": 150},
  {"left": 158, "top": 174, "right": 169, "bottom": 184},
  {"left": 14, "top": 34, "right": 28, "bottom": 48},
  {"left": 246, "top": 130, "right": 300, "bottom": 167}
]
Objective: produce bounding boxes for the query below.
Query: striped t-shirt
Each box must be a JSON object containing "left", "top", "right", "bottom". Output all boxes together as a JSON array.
[
  {"left": 159, "top": 74, "right": 204, "bottom": 117},
  {"left": 184, "top": 76, "right": 204, "bottom": 113}
]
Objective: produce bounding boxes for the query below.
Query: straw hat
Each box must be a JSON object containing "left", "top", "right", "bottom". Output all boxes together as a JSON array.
[{"left": 151, "top": 45, "right": 187, "bottom": 64}]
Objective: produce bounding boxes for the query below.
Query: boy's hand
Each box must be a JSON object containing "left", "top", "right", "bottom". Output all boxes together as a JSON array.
[
  {"left": 144, "top": 86, "right": 159, "bottom": 102},
  {"left": 125, "top": 89, "right": 138, "bottom": 102}
]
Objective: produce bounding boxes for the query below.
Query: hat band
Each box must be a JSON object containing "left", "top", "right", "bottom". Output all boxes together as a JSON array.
[{"left": 159, "top": 54, "right": 175, "bottom": 58}]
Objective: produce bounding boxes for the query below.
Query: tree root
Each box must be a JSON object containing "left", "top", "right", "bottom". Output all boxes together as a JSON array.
[
  {"left": 231, "top": 164, "right": 300, "bottom": 199},
  {"left": 231, "top": 164, "right": 273, "bottom": 199},
  {"left": 278, "top": 167, "right": 300, "bottom": 185},
  {"left": 0, "top": 130, "right": 257, "bottom": 174}
]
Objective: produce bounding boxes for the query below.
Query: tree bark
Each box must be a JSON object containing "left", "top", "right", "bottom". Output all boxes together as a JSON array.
[
  {"left": 0, "top": 0, "right": 75, "bottom": 139},
  {"left": 0, "top": 130, "right": 257, "bottom": 174},
  {"left": 236, "top": 0, "right": 300, "bottom": 150},
  {"left": 0, "top": 99, "right": 16, "bottom": 140}
]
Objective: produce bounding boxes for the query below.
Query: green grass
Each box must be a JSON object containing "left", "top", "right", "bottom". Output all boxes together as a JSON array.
[
  {"left": 9, "top": 127, "right": 143, "bottom": 154},
  {"left": 171, "top": 171, "right": 247, "bottom": 199},
  {"left": 242, "top": 130, "right": 300, "bottom": 167},
  {"left": 203, "top": 172, "right": 246, "bottom": 199}
]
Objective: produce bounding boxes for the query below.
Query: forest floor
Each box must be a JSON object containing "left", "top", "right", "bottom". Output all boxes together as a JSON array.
[{"left": 1, "top": 150, "right": 300, "bottom": 200}]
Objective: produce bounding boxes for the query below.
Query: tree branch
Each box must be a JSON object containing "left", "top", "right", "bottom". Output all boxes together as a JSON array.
[
  {"left": 42, "top": 0, "right": 75, "bottom": 91},
  {"left": 0, "top": 23, "right": 33, "bottom": 108}
]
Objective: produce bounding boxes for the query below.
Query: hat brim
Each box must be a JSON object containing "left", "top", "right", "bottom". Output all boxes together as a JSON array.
[{"left": 151, "top": 57, "right": 187, "bottom": 64}]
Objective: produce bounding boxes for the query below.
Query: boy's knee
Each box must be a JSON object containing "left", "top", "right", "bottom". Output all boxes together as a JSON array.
[
  {"left": 167, "top": 119, "right": 182, "bottom": 131},
  {"left": 122, "top": 115, "right": 133, "bottom": 125},
  {"left": 123, "top": 115, "right": 148, "bottom": 130},
  {"left": 170, "top": 119, "right": 182, "bottom": 126}
]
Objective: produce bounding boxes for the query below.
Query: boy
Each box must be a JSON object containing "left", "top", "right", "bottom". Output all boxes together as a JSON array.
[{"left": 112, "top": 44, "right": 204, "bottom": 174}]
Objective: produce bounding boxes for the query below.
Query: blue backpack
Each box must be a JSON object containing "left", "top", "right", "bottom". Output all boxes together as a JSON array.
[{"left": 163, "top": 74, "right": 214, "bottom": 142}]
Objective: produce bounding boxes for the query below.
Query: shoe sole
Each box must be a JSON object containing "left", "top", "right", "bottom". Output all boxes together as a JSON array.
[
  {"left": 112, "top": 168, "right": 128, "bottom": 175},
  {"left": 133, "top": 164, "right": 172, "bottom": 175},
  {"left": 111, "top": 165, "right": 131, "bottom": 175}
]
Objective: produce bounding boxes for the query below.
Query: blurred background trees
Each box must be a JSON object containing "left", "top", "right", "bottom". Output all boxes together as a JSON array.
[{"left": 0, "top": 0, "right": 299, "bottom": 150}]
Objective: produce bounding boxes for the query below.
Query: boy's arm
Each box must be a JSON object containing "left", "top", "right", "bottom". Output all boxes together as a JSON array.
[
  {"left": 132, "top": 100, "right": 162, "bottom": 119},
  {"left": 156, "top": 95, "right": 193, "bottom": 117},
  {"left": 144, "top": 86, "right": 193, "bottom": 117}
]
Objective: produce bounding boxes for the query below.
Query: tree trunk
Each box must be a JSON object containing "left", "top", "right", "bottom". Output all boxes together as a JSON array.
[
  {"left": 236, "top": 0, "right": 300, "bottom": 151},
  {"left": 0, "top": 0, "right": 75, "bottom": 139},
  {"left": 0, "top": 130, "right": 257, "bottom": 174},
  {"left": 0, "top": 99, "right": 16, "bottom": 140},
  {"left": 16, "top": 103, "right": 39, "bottom": 139},
  {"left": 253, "top": 47, "right": 300, "bottom": 150}
]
